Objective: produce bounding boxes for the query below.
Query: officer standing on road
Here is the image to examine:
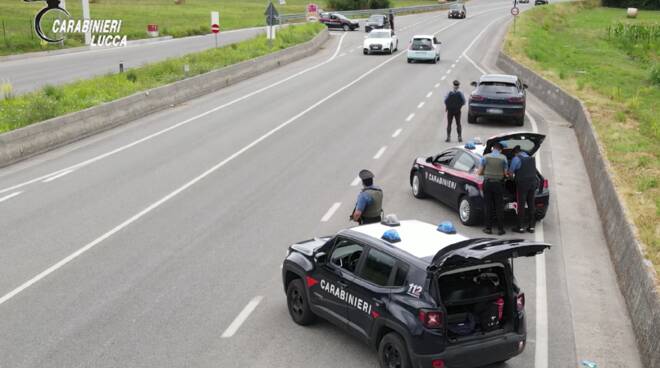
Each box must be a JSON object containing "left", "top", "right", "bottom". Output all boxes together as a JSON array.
[
  {"left": 478, "top": 142, "right": 508, "bottom": 235},
  {"left": 388, "top": 9, "right": 395, "bottom": 33},
  {"left": 509, "top": 145, "right": 538, "bottom": 233},
  {"left": 444, "top": 80, "right": 466, "bottom": 143},
  {"left": 351, "top": 169, "right": 384, "bottom": 225}
]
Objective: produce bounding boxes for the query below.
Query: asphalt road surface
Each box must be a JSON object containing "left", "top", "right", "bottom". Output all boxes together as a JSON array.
[{"left": 0, "top": 1, "right": 643, "bottom": 367}]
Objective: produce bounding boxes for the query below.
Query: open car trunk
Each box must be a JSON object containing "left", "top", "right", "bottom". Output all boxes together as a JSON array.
[{"left": 437, "top": 264, "right": 513, "bottom": 342}]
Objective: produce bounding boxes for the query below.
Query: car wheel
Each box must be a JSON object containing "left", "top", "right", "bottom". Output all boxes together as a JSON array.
[
  {"left": 364, "top": 49, "right": 368, "bottom": 55},
  {"left": 468, "top": 113, "right": 477, "bottom": 124},
  {"left": 535, "top": 208, "right": 547, "bottom": 221},
  {"left": 459, "top": 195, "right": 480, "bottom": 226},
  {"left": 411, "top": 172, "right": 427, "bottom": 199},
  {"left": 378, "top": 333, "right": 411, "bottom": 368},
  {"left": 516, "top": 116, "right": 525, "bottom": 126},
  {"left": 389, "top": 44, "right": 393, "bottom": 54},
  {"left": 286, "top": 279, "right": 316, "bottom": 326},
  {"left": 343, "top": 24, "right": 349, "bottom": 31},
  {"left": 407, "top": 58, "right": 413, "bottom": 63}
]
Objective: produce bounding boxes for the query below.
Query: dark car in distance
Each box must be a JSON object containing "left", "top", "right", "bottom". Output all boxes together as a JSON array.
[
  {"left": 365, "top": 14, "right": 390, "bottom": 33},
  {"left": 468, "top": 74, "right": 528, "bottom": 126},
  {"left": 410, "top": 132, "right": 549, "bottom": 226},
  {"left": 319, "top": 12, "right": 359, "bottom": 31},
  {"left": 448, "top": 3, "right": 467, "bottom": 18},
  {"left": 535, "top": 0, "right": 548, "bottom": 4},
  {"left": 282, "top": 218, "right": 550, "bottom": 368}
]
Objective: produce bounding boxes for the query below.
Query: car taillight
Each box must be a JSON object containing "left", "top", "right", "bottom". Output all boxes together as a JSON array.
[
  {"left": 508, "top": 96, "right": 524, "bottom": 103},
  {"left": 543, "top": 179, "right": 549, "bottom": 189},
  {"left": 432, "top": 359, "right": 445, "bottom": 368},
  {"left": 470, "top": 95, "right": 485, "bottom": 102},
  {"left": 517, "top": 293, "right": 525, "bottom": 312},
  {"left": 418, "top": 309, "right": 443, "bottom": 329}
]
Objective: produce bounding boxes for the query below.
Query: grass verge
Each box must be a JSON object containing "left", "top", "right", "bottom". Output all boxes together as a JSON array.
[
  {"left": 504, "top": 1, "right": 659, "bottom": 275},
  {"left": 0, "top": 22, "right": 325, "bottom": 132},
  {"left": 0, "top": 0, "right": 438, "bottom": 56}
]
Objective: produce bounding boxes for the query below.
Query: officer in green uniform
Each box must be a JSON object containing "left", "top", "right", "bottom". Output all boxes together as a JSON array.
[
  {"left": 478, "top": 142, "right": 508, "bottom": 235},
  {"left": 351, "top": 169, "right": 384, "bottom": 225}
]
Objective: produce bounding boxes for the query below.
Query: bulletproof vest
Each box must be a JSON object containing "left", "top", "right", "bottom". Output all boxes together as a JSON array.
[
  {"left": 515, "top": 155, "right": 537, "bottom": 184},
  {"left": 483, "top": 154, "right": 506, "bottom": 180},
  {"left": 446, "top": 91, "right": 463, "bottom": 111},
  {"left": 362, "top": 188, "right": 383, "bottom": 218}
]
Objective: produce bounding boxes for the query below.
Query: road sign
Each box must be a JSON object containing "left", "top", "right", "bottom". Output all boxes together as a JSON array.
[
  {"left": 511, "top": 7, "right": 520, "bottom": 16},
  {"left": 211, "top": 24, "right": 220, "bottom": 33},
  {"left": 265, "top": 2, "right": 279, "bottom": 26},
  {"left": 307, "top": 3, "right": 318, "bottom": 13}
]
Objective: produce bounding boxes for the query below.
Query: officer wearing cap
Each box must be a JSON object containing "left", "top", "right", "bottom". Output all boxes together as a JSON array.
[
  {"left": 444, "top": 80, "right": 466, "bottom": 143},
  {"left": 351, "top": 169, "right": 384, "bottom": 225},
  {"left": 509, "top": 145, "right": 538, "bottom": 233},
  {"left": 478, "top": 142, "right": 508, "bottom": 235},
  {"left": 388, "top": 9, "right": 395, "bottom": 33}
]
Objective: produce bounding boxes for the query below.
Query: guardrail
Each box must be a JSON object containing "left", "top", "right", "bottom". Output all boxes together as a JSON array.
[{"left": 279, "top": 3, "right": 456, "bottom": 23}]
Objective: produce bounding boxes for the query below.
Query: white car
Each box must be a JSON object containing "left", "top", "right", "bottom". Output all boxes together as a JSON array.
[
  {"left": 363, "top": 29, "right": 398, "bottom": 55},
  {"left": 407, "top": 34, "right": 441, "bottom": 64}
]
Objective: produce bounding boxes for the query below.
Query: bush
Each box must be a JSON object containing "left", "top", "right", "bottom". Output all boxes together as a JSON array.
[
  {"left": 326, "top": 0, "right": 390, "bottom": 10},
  {"left": 369, "top": 0, "right": 391, "bottom": 9},
  {"left": 650, "top": 63, "right": 660, "bottom": 84},
  {"left": 601, "top": 0, "right": 660, "bottom": 10}
]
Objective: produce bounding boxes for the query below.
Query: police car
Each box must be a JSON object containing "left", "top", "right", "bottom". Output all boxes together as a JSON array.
[
  {"left": 410, "top": 132, "right": 549, "bottom": 225},
  {"left": 282, "top": 217, "right": 550, "bottom": 368}
]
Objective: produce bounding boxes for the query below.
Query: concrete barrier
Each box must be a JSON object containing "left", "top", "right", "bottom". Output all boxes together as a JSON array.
[
  {"left": 0, "top": 29, "right": 329, "bottom": 168},
  {"left": 497, "top": 51, "right": 659, "bottom": 368}
]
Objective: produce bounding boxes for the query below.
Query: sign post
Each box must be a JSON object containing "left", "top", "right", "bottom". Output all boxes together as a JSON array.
[
  {"left": 265, "top": 2, "right": 279, "bottom": 46},
  {"left": 511, "top": 6, "right": 519, "bottom": 34},
  {"left": 211, "top": 11, "right": 220, "bottom": 47}
]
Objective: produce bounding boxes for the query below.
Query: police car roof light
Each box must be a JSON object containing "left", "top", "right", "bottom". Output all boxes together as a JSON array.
[
  {"left": 437, "top": 221, "right": 456, "bottom": 234},
  {"left": 381, "top": 229, "right": 401, "bottom": 243},
  {"left": 381, "top": 214, "right": 401, "bottom": 227},
  {"left": 464, "top": 141, "right": 476, "bottom": 150}
]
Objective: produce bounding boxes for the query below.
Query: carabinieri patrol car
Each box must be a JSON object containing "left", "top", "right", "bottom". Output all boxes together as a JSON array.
[
  {"left": 409, "top": 132, "right": 550, "bottom": 226},
  {"left": 282, "top": 217, "right": 550, "bottom": 368}
]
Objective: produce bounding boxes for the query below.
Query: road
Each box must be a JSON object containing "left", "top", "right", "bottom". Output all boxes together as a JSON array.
[
  {"left": 0, "top": 27, "right": 264, "bottom": 96},
  {"left": 0, "top": 1, "right": 643, "bottom": 367}
]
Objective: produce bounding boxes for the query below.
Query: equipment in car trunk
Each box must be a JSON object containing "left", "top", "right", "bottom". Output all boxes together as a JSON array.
[{"left": 447, "top": 312, "right": 477, "bottom": 336}]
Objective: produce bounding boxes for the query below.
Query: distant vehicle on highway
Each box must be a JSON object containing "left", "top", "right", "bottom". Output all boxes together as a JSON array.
[
  {"left": 363, "top": 29, "right": 399, "bottom": 54},
  {"left": 282, "top": 217, "right": 550, "bottom": 368},
  {"left": 319, "top": 12, "right": 359, "bottom": 31},
  {"left": 365, "top": 14, "right": 390, "bottom": 33},
  {"left": 518, "top": 0, "right": 530, "bottom": 3},
  {"left": 410, "top": 132, "right": 550, "bottom": 225},
  {"left": 407, "top": 35, "right": 441, "bottom": 64},
  {"left": 448, "top": 3, "right": 467, "bottom": 19},
  {"left": 467, "top": 74, "right": 528, "bottom": 126},
  {"left": 534, "top": 0, "right": 549, "bottom": 4}
]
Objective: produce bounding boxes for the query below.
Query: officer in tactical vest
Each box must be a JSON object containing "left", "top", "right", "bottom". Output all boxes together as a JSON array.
[
  {"left": 478, "top": 142, "right": 508, "bottom": 235},
  {"left": 509, "top": 145, "right": 538, "bottom": 233},
  {"left": 444, "top": 80, "right": 466, "bottom": 143},
  {"left": 351, "top": 169, "right": 384, "bottom": 225}
]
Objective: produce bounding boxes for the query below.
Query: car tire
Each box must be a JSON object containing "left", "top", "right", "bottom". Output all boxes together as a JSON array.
[
  {"left": 535, "top": 208, "right": 547, "bottom": 221},
  {"left": 389, "top": 44, "right": 393, "bottom": 54},
  {"left": 468, "top": 113, "right": 477, "bottom": 124},
  {"left": 343, "top": 24, "right": 350, "bottom": 31},
  {"left": 364, "top": 50, "right": 368, "bottom": 55},
  {"left": 458, "top": 195, "right": 480, "bottom": 226},
  {"left": 516, "top": 116, "right": 525, "bottom": 126},
  {"left": 407, "top": 58, "right": 413, "bottom": 63},
  {"left": 411, "top": 172, "right": 427, "bottom": 199},
  {"left": 378, "top": 333, "right": 411, "bottom": 368},
  {"left": 286, "top": 279, "right": 316, "bottom": 326}
]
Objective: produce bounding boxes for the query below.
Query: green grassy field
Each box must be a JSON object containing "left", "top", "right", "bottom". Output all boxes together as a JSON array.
[
  {"left": 504, "top": 1, "right": 659, "bottom": 275},
  {"left": 0, "top": 22, "right": 324, "bottom": 131},
  {"left": 0, "top": 0, "right": 439, "bottom": 55}
]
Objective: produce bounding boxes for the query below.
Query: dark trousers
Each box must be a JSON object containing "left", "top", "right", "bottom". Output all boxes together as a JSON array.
[
  {"left": 483, "top": 179, "right": 504, "bottom": 230},
  {"left": 516, "top": 181, "right": 538, "bottom": 229},
  {"left": 447, "top": 110, "right": 462, "bottom": 137},
  {"left": 359, "top": 215, "right": 381, "bottom": 225}
]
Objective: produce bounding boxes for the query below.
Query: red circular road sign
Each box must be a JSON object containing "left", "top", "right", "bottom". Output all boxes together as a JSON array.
[
  {"left": 211, "top": 24, "right": 220, "bottom": 33},
  {"left": 511, "top": 7, "right": 520, "bottom": 15}
]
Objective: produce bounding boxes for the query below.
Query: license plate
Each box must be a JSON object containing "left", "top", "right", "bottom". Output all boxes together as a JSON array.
[{"left": 487, "top": 108, "right": 503, "bottom": 114}]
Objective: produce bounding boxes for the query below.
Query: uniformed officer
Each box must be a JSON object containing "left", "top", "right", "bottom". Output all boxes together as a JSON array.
[
  {"left": 351, "top": 169, "right": 384, "bottom": 225},
  {"left": 509, "top": 145, "right": 538, "bottom": 233},
  {"left": 478, "top": 142, "right": 508, "bottom": 235},
  {"left": 444, "top": 80, "right": 466, "bottom": 143},
  {"left": 388, "top": 10, "right": 395, "bottom": 33}
]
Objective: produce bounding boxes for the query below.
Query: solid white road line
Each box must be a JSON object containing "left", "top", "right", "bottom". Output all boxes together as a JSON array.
[
  {"left": 373, "top": 146, "right": 387, "bottom": 160},
  {"left": 42, "top": 169, "right": 74, "bottom": 183},
  {"left": 392, "top": 128, "right": 402, "bottom": 138},
  {"left": 350, "top": 176, "right": 361, "bottom": 186},
  {"left": 426, "top": 91, "right": 433, "bottom": 98},
  {"left": 406, "top": 113, "right": 415, "bottom": 122},
  {"left": 221, "top": 296, "right": 263, "bottom": 338},
  {"left": 417, "top": 102, "right": 425, "bottom": 109},
  {"left": 0, "top": 191, "right": 22, "bottom": 203},
  {"left": 0, "top": 32, "right": 350, "bottom": 196},
  {"left": 321, "top": 202, "right": 342, "bottom": 222}
]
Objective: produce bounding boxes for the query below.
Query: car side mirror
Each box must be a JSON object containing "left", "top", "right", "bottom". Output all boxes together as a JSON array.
[
  {"left": 470, "top": 81, "right": 478, "bottom": 87},
  {"left": 523, "top": 83, "right": 529, "bottom": 89},
  {"left": 314, "top": 252, "right": 327, "bottom": 265},
  {"left": 425, "top": 156, "right": 433, "bottom": 163}
]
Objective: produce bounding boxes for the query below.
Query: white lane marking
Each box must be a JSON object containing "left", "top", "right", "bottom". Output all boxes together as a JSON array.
[
  {"left": 451, "top": 63, "right": 456, "bottom": 68},
  {"left": 221, "top": 296, "right": 263, "bottom": 338},
  {"left": 321, "top": 202, "right": 342, "bottom": 222},
  {"left": 417, "top": 102, "right": 425, "bottom": 109},
  {"left": 349, "top": 49, "right": 355, "bottom": 53},
  {"left": 441, "top": 76, "right": 447, "bottom": 81},
  {"left": 339, "top": 52, "right": 346, "bottom": 57},
  {"left": 0, "top": 191, "right": 23, "bottom": 203},
  {"left": 42, "top": 169, "right": 74, "bottom": 183},
  {"left": 406, "top": 113, "right": 415, "bottom": 122},
  {"left": 373, "top": 146, "right": 387, "bottom": 160},
  {"left": 350, "top": 176, "right": 361, "bottom": 186},
  {"left": 455, "top": 58, "right": 460, "bottom": 63},
  {"left": 0, "top": 32, "right": 350, "bottom": 196},
  {"left": 445, "top": 69, "right": 451, "bottom": 74},
  {"left": 0, "top": 6, "right": 512, "bottom": 306},
  {"left": 461, "top": 16, "right": 509, "bottom": 75},
  {"left": 434, "top": 83, "right": 440, "bottom": 88},
  {"left": 392, "top": 128, "right": 402, "bottom": 138},
  {"left": 426, "top": 91, "right": 433, "bottom": 98}
]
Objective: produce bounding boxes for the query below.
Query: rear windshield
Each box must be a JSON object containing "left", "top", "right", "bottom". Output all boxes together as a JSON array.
[
  {"left": 369, "top": 32, "right": 391, "bottom": 39},
  {"left": 502, "top": 139, "right": 535, "bottom": 153},
  {"left": 450, "top": 4, "right": 463, "bottom": 9},
  {"left": 368, "top": 15, "right": 384, "bottom": 23},
  {"left": 411, "top": 39, "right": 433, "bottom": 51},
  {"left": 478, "top": 82, "right": 517, "bottom": 94}
]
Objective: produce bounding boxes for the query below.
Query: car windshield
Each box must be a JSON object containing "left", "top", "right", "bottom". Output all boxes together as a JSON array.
[
  {"left": 479, "top": 81, "right": 518, "bottom": 94},
  {"left": 411, "top": 39, "right": 433, "bottom": 51},
  {"left": 450, "top": 4, "right": 462, "bottom": 9},
  {"left": 336, "top": 14, "right": 349, "bottom": 20},
  {"left": 368, "top": 15, "right": 384, "bottom": 23},
  {"left": 369, "top": 32, "right": 390, "bottom": 39}
]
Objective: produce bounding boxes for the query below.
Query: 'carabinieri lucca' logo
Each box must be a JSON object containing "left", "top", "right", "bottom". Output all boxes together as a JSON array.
[{"left": 24, "top": 0, "right": 70, "bottom": 43}]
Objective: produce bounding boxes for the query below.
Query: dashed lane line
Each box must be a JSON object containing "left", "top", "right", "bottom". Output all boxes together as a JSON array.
[
  {"left": 321, "top": 202, "right": 342, "bottom": 222},
  {"left": 0, "top": 191, "right": 23, "bottom": 203},
  {"left": 220, "top": 296, "right": 263, "bottom": 338}
]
